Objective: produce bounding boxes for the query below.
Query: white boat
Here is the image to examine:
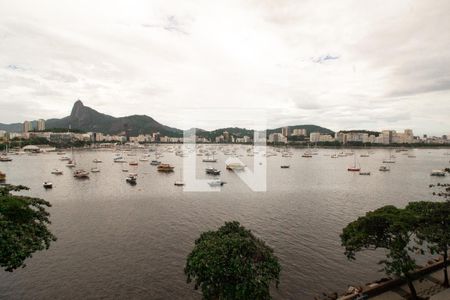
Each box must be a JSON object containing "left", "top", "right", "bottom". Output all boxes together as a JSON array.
[
  {"left": 139, "top": 157, "right": 149, "bottom": 162},
  {"left": 150, "top": 160, "right": 161, "bottom": 166},
  {"left": 91, "top": 167, "right": 100, "bottom": 173},
  {"left": 66, "top": 160, "right": 76, "bottom": 168},
  {"left": 126, "top": 173, "right": 137, "bottom": 184},
  {"left": 208, "top": 180, "right": 226, "bottom": 187},
  {"left": 93, "top": 159, "right": 103, "bottom": 163},
  {"left": 73, "top": 169, "right": 89, "bottom": 179},
  {"left": 226, "top": 162, "right": 245, "bottom": 171},
  {"left": 206, "top": 167, "right": 221, "bottom": 175},
  {"left": 379, "top": 165, "right": 390, "bottom": 172},
  {"left": 43, "top": 182, "right": 53, "bottom": 189},
  {"left": 203, "top": 154, "right": 217, "bottom": 162},
  {"left": 0, "top": 156, "right": 13, "bottom": 162},
  {"left": 359, "top": 171, "right": 371, "bottom": 176},
  {"left": 51, "top": 169, "right": 63, "bottom": 175},
  {"left": 431, "top": 170, "right": 446, "bottom": 177},
  {"left": 59, "top": 156, "right": 71, "bottom": 161},
  {"left": 114, "top": 157, "right": 126, "bottom": 163}
]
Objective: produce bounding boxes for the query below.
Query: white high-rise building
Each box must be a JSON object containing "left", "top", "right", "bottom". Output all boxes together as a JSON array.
[
  {"left": 37, "top": 119, "right": 45, "bottom": 131},
  {"left": 22, "top": 121, "right": 32, "bottom": 133}
]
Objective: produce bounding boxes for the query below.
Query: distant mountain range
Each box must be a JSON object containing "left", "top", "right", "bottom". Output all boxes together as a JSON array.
[{"left": 0, "top": 100, "right": 335, "bottom": 137}]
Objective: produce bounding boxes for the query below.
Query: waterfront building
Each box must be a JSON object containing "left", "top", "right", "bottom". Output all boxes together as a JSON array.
[
  {"left": 215, "top": 135, "right": 224, "bottom": 143},
  {"left": 282, "top": 127, "right": 289, "bottom": 137},
  {"left": 37, "top": 119, "right": 45, "bottom": 131},
  {"left": 309, "top": 132, "right": 321, "bottom": 143},
  {"left": 292, "top": 128, "right": 307, "bottom": 136},
  {"left": 22, "top": 121, "right": 32, "bottom": 133},
  {"left": 268, "top": 133, "right": 287, "bottom": 143},
  {"left": 319, "top": 134, "right": 334, "bottom": 142},
  {"left": 223, "top": 131, "right": 231, "bottom": 143}
]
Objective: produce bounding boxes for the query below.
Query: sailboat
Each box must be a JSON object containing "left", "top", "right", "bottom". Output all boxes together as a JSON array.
[
  {"left": 66, "top": 147, "right": 76, "bottom": 167},
  {"left": 174, "top": 167, "right": 185, "bottom": 186},
  {"left": 347, "top": 155, "right": 361, "bottom": 171},
  {"left": 0, "top": 144, "right": 13, "bottom": 162},
  {"left": 203, "top": 153, "right": 217, "bottom": 162}
]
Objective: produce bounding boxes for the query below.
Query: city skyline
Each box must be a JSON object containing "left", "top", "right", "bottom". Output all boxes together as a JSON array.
[{"left": 1, "top": 0, "right": 450, "bottom": 135}]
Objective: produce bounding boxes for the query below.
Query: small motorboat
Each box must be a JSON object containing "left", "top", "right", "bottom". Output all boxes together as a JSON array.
[
  {"left": 91, "top": 167, "right": 100, "bottom": 173},
  {"left": 347, "top": 167, "right": 361, "bottom": 172},
  {"left": 379, "top": 165, "right": 390, "bottom": 172},
  {"left": 51, "top": 169, "right": 63, "bottom": 175},
  {"left": 226, "top": 163, "right": 245, "bottom": 171},
  {"left": 150, "top": 160, "right": 161, "bottom": 166},
  {"left": 280, "top": 165, "right": 290, "bottom": 169},
  {"left": 431, "top": 170, "right": 446, "bottom": 177},
  {"left": 59, "top": 156, "right": 71, "bottom": 161},
  {"left": 139, "top": 158, "right": 149, "bottom": 162},
  {"left": 66, "top": 160, "right": 76, "bottom": 168},
  {"left": 126, "top": 173, "right": 137, "bottom": 184},
  {"left": 174, "top": 180, "right": 185, "bottom": 186},
  {"left": 359, "top": 171, "right": 371, "bottom": 176},
  {"left": 157, "top": 164, "right": 174, "bottom": 172},
  {"left": 73, "top": 169, "right": 89, "bottom": 179},
  {"left": 0, "top": 156, "right": 13, "bottom": 162},
  {"left": 129, "top": 161, "right": 138, "bottom": 166},
  {"left": 205, "top": 167, "right": 221, "bottom": 175},
  {"left": 382, "top": 159, "right": 396, "bottom": 163},
  {"left": 93, "top": 159, "right": 103, "bottom": 163},
  {"left": 114, "top": 157, "right": 126, "bottom": 163},
  {"left": 43, "top": 182, "right": 53, "bottom": 189},
  {"left": 202, "top": 157, "right": 217, "bottom": 163},
  {"left": 208, "top": 180, "right": 226, "bottom": 187}
]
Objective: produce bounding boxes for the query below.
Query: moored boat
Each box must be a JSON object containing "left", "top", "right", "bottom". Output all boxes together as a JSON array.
[
  {"left": 226, "top": 162, "right": 245, "bottom": 171},
  {"left": 51, "top": 169, "right": 63, "bottom": 175},
  {"left": 73, "top": 169, "right": 89, "bottom": 179},
  {"left": 205, "top": 167, "right": 221, "bottom": 175},
  {"left": 126, "top": 173, "right": 137, "bottom": 184},
  {"left": 0, "top": 155, "right": 13, "bottom": 162},
  {"left": 431, "top": 170, "right": 446, "bottom": 177},
  {"left": 208, "top": 180, "right": 226, "bottom": 187},
  {"left": 66, "top": 160, "right": 76, "bottom": 168},
  {"left": 157, "top": 164, "right": 175, "bottom": 172},
  {"left": 150, "top": 160, "right": 161, "bottom": 166},
  {"left": 0, "top": 170, "right": 6, "bottom": 181},
  {"left": 43, "top": 182, "right": 53, "bottom": 189},
  {"left": 379, "top": 165, "right": 390, "bottom": 172}
]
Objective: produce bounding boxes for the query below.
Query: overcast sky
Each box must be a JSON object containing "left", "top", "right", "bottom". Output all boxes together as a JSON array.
[{"left": 0, "top": 0, "right": 449, "bottom": 135}]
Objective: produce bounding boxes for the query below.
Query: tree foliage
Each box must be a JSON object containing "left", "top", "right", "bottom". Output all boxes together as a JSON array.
[
  {"left": 406, "top": 201, "right": 450, "bottom": 287},
  {"left": 185, "top": 221, "right": 281, "bottom": 300},
  {"left": 0, "top": 184, "right": 57, "bottom": 271},
  {"left": 341, "top": 205, "right": 419, "bottom": 298}
]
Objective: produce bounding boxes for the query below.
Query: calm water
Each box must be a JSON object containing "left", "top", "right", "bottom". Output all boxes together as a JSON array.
[{"left": 0, "top": 146, "right": 449, "bottom": 299}]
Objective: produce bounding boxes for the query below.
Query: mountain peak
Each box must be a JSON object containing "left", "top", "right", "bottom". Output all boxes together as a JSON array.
[{"left": 74, "top": 99, "right": 84, "bottom": 107}]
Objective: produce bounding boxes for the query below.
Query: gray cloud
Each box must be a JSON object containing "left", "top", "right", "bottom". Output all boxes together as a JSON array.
[{"left": 0, "top": 0, "right": 449, "bottom": 135}]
